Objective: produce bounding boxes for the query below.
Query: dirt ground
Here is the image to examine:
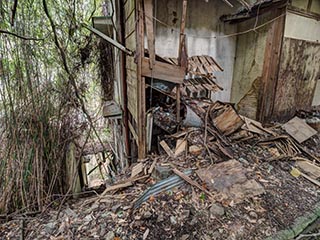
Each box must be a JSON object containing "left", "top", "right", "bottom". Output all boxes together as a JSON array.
[{"left": 1, "top": 130, "right": 319, "bottom": 240}]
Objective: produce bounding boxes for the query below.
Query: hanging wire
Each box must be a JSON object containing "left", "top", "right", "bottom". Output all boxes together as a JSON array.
[{"left": 144, "top": 11, "right": 287, "bottom": 40}]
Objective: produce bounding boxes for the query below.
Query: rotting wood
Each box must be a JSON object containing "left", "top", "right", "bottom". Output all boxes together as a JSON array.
[
  {"left": 210, "top": 103, "right": 244, "bottom": 136},
  {"left": 128, "top": 121, "right": 138, "bottom": 142},
  {"left": 84, "top": 25, "right": 133, "bottom": 56},
  {"left": 257, "top": 9, "right": 285, "bottom": 123},
  {"left": 119, "top": 0, "right": 130, "bottom": 158},
  {"left": 137, "top": 0, "right": 146, "bottom": 159},
  {"left": 175, "top": 139, "right": 187, "bottom": 157},
  {"left": 141, "top": 58, "right": 185, "bottom": 84},
  {"left": 143, "top": 0, "right": 155, "bottom": 68},
  {"left": 131, "top": 162, "right": 144, "bottom": 178},
  {"left": 160, "top": 140, "right": 174, "bottom": 158}
]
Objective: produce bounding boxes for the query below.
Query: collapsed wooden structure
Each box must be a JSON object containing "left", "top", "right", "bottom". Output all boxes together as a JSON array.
[{"left": 89, "top": 0, "right": 320, "bottom": 163}]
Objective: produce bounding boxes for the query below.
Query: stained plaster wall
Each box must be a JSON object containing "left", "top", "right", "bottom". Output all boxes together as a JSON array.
[
  {"left": 154, "top": 0, "right": 241, "bottom": 102},
  {"left": 230, "top": 11, "right": 274, "bottom": 119}
]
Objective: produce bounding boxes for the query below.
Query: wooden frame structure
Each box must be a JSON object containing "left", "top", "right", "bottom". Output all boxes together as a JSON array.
[{"left": 119, "top": 0, "right": 187, "bottom": 160}]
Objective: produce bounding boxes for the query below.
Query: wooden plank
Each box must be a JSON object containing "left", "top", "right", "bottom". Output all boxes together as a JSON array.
[
  {"left": 160, "top": 140, "right": 174, "bottom": 157},
  {"left": 211, "top": 104, "right": 245, "bottom": 136},
  {"left": 85, "top": 25, "right": 132, "bottom": 55},
  {"left": 137, "top": 0, "right": 146, "bottom": 159},
  {"left": 131, "top": 162, "right": 144, "bottom": 178},
  {"left": 177, "top": 0, "right": 188, "bottom": 69},
  {"left": 144, "top": 0, "right": 155, "bottom": 68},
  {"left": 128, "top": 120, "right": 138, "bottom": 142},
  {"left": 205, "top": 55, "right": 224, "bottom": 72},
  {"left": 126, "top": 68, "right": 138, "bottom": 120},
  {"left": 141, "top": 58, "right": 185, "bottom": 84},
  {"left": 172, "top": 168, "right": 214, "bottom": 198},
  {"left": 296, "top": 160, "right": 320, "bottom": 179},
  {"left": 257, "top": 9, "right": 285, "bottom": 123},
  {"left": 282, "top": 117, "right": 317, "bottom": 143},
  {"left": 174, "top": 139, "right": 187, "bottom": 157},
  {"left": 272, "top": 38, "right": 320, "bottom": 121}
]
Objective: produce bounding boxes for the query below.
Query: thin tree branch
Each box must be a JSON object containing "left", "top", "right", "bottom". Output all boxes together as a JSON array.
[{"left": 0, "top": 29, "right": 44, "bottom": 41}]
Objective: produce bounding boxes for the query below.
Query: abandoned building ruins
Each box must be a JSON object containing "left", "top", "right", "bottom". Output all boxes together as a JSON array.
[
  {"left": 94, "top": 0, "right": 320, "bottom": 162},
  {"left": 1, "top": 0, "right": 320, "bottom": 239}
]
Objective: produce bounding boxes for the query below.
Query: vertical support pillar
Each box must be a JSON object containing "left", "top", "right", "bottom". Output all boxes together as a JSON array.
[
  {"left": 137, "top": 0, "right": 146, "bottom": 159},
  {"left": 177, "top": 0, "right": 188, "bottom": 121}
]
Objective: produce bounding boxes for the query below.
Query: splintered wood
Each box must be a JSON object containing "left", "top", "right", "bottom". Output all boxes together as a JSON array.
[
  {"left": 160, "top": 140, "right": 174, "bottom": 157},
  {"left": 210, "top": 102, "right": 244, "bottom": 136}
]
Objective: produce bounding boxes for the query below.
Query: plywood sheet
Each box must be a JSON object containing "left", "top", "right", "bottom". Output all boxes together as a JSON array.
[{"left": 282, "top": 117, "right": 317, "bottom": 143}]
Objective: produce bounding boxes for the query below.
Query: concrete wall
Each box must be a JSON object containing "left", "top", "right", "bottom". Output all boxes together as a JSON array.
[{"left": 154, "top": 0, "right": 241, "bottom": 102}]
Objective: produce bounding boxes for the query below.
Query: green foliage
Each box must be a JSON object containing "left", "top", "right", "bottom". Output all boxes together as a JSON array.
[{"left": 0, "top": 0, "right": 106, "bottom": 214}]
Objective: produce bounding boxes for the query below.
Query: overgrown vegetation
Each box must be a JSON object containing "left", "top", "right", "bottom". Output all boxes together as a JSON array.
[{"left": 0, "top": 0, "right": 109, "bottom": 214}]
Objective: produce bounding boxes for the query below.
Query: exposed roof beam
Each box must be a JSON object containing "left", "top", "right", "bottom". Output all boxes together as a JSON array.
[{"left": 84, "top": 24, "right": 133, "bottom": 56}]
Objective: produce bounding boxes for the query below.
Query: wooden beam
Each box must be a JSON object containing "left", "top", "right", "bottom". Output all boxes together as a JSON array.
[
  {"left": 137, "top": 0, "right": 146, "bottom": 159},
  {"left": 177, "top": 0, "right": 188, "bottom": 121},
  {"left": 257, "top": 9, "right": 285, "bottom": 123},
  {"left": 144, "top": 0, "right": 155, "bottom": 69},
  {"left": 141, "top": 58, "right": 185, "bottom": 84},
  {"left": 85, "top": 24, "right": 133, "bottom": 55},
  {"left": 178, "top": 0, "right": 188, "bottom": 68}
]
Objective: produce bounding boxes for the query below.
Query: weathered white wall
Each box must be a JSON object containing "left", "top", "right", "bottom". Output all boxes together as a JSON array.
[
  {"left": 154, "top": 0, "right": 241, "bottom": 102},
  {"left": 284, "top": 12, "right": 320, "bottom": 42}
]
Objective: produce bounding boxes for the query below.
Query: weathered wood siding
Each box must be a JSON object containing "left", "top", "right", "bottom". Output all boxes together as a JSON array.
[
  {"left": 124, "top": 0, "right": 138, "bottom": 121},
  {"left": 272, "top": 12, "right": 320, "bottom": 121}
]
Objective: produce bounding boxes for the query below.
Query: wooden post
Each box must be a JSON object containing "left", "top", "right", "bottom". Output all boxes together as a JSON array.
[
  {"left": 257, "top": 9, "right": 285, "bottom": 123},
  {"left": 137, "top": 0, "right": 146, "bottom": 159},
  {"left": 144, "top": 0, "right": 155, "bottom": 69},
  {"left": 177, "top": 0, "right": 188, "bottom": 121},
  {"left": 118, "top": 0, "right": 130, "bottom": 162}
]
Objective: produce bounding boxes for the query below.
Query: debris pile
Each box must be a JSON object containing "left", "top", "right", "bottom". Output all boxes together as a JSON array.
[{"left": 1, "top": 55, "right": 320, "bottom": 240}]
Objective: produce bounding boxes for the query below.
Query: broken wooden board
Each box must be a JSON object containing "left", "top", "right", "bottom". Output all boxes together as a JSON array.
[
  {"left": 241, "top": 115, "right": 276, "bottom": 136},
  {"left": 210, "top": 103, "right": 244, "bottom": 136},
  {"left": 282, "top": 117, "right": 317, "bottom": 143},
  {"left": 296, "top": 161, "right": 320, "bottom": 179},
  {"left": 141, "top": 58, "right": 185, "bottom": 84},
  {"left": 196, "top": 160, "right": 265, "bottom": 203},
  {"left": 174, "top": 139, "right": 187, "bottom": 157},
  {"left": 160, "top": 140, "right": 174, "bottom": 157},
  {"left": 131, "top": 163, "right": 144, "bottom": 178},
  {"left": 172, "top": 168, "right": 214, "bottom": 198}
]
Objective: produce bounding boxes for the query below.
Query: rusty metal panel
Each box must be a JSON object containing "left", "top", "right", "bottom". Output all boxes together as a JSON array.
[{"left": 272, "top": 37, "right": 320, "bottom": 121}]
